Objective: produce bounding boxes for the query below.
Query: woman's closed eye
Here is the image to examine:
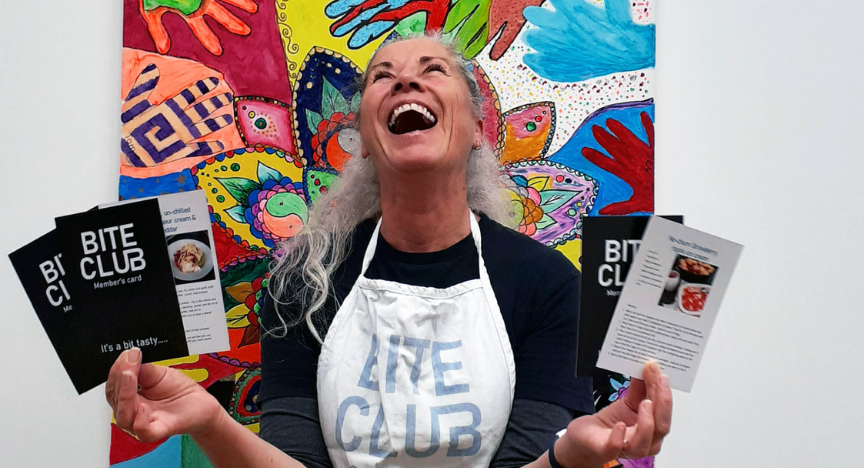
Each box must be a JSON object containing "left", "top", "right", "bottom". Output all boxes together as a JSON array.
[
  {"left": 424, "top": 62, "right": 448, "bottom": 75},
  {"left": 371, "top": 70, "right": 393, "bottom": 82}
]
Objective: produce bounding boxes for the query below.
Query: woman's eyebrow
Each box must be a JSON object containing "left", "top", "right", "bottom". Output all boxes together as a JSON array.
[
  {"left": 419, "top": 56, "right": 448, "bottom": 64},
  {"left": 368, "top": 61, "right": 392, "bottom": 72}
]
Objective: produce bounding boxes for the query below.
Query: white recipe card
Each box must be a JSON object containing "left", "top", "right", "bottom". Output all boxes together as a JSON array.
[{"left": 596, "top": 217, "right": 743, "bottom": 391}]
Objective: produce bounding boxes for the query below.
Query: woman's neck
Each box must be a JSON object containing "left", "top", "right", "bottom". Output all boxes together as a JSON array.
[{"left": 378, "top": 172, "right": 471, "bottom": 253}]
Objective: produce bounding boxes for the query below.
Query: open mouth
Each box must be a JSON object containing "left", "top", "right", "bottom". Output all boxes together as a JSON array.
[{"left": 388, "top": 103, "right": 437, "bottom": 135}]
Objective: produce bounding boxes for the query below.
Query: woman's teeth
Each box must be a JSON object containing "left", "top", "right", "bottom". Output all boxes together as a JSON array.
[{"left": 389, "top": 103, "right": 436, "bottom": 128}]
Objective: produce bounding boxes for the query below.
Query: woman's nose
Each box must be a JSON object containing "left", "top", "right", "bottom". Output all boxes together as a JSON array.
[{"left": 392, "top": 73, "right": 421, "bottom": 93}]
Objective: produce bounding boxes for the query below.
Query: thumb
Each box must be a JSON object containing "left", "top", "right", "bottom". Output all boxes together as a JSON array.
[{"left": 138, "top": 363, "right": 169, "bottom": 390}]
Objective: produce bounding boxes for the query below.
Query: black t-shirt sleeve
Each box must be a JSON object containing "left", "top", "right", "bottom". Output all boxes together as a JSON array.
[
  {"left": 258, "top": 291, "right": 323, "bottom": 403},
  {"left": 259, "top": 396, "right": 333, "bottom": 468},
  {"left": 490, "top": 399, "right": 581, "bottom": 468},
  {"left": 512, "top": 269, "right": 594, "bottom": 415}
]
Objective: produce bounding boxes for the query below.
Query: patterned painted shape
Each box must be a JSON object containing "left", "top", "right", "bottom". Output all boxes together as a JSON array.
[
  {"left": 303, "top": 166, "right": 341, "bottom": 205},
  {"left": 502, "top": 159, "right": 597, "bottom": 246},
  {"left": 473, "top": 61, "right": 505, "bottom": 156},
  {"left": 500, "top": 101, "right": 555, "bottom": 163},
  {"left": 292, "top": 47, "right": 362, "bottom": 168},
  {"left": 234, "top": 97, "right": 296, "bottom": 154},
  {"left": 119, "top": 169, "right": 197, "bottom": 199},
  {"left": 229, "top": 368, "right": 262, "bottom": 425},
  {"left": 191, "top": 147, "right": 305, "bottom": 250}
]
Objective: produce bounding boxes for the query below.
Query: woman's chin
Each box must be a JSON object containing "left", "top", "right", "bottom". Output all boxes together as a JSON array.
[{"left": 378, "top": 150, "right": 459, "bottom": 176}]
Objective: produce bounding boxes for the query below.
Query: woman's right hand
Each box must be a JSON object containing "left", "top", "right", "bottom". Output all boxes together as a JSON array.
[{"left": 106, "top": 348, "right": 225, "bottom": 442}]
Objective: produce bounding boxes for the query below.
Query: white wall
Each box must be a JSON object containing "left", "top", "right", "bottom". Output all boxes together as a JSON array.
[{"left": 2, "top": 1, "right": 862, "bottom": 466}]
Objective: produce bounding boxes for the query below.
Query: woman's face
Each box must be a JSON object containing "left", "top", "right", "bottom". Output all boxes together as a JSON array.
[{"left": 358, "top": 39, "right": 483, "bottom": 178}]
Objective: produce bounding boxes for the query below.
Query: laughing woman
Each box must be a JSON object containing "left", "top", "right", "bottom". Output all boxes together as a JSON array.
[{"left": 106, "top": 34, "right": 672, "bottom": 468}]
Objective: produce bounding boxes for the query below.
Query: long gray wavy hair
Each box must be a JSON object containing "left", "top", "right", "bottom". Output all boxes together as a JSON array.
[{"left": 267, "top": 32, "right": 509, "bottom": 343}]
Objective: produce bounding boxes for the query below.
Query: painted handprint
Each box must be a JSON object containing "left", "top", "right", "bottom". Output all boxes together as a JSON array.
[
  {"left": 487, "top": 0, "right": 543, "bottom": 60},
  {"left": 581, "top": 112, "right": 654, "bottom": 215},
  {"left": 139, "top": 0, "right": 258, "bottom": 55},
  {"left": 324, "top": 0, "right": 542, "bottom": 59},
  {"left": 121, "top": 63, "right": 234, "bottom": 167},
  {"left": 325, "top": 0, "right": 449, "bottom": 49}
]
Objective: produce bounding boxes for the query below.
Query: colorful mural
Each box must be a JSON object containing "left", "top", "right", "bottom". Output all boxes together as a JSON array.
[{"left": 114, "top": 0, "right": 656, "bottom": 466}]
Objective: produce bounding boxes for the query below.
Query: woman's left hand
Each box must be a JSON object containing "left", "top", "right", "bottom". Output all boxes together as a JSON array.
[{"left": 555, "top": 361, "right": 673, "bottom": 468}]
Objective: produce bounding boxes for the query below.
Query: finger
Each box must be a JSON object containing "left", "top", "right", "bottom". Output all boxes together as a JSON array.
[
  {"left": 643, "top": 360, "right": 662, "bottom": 404},
  {"left": 581, "top": 147, "right": 619, "bottom": 173},
  {"left": 622, "top": 376, "right": 646, "bottom": 413},
  {"left": 593, "top": 121, "right": 631, "bottom": 160},
  {"left": 162, "top": 79, "right": 221, "bottom": 140},
  {"left": 141, "top": 9, "right": 171, "bottom": 54},
  {"left": 641, "top": 112, "right": 655, "bottom": 148},
  {"left": 132, "top": 402, "right": 168, "bottom": 443},
  {"left": 122, "top": 64, "right": 159, "bottom": 123},
  {"left": 624, "top": 399, "right": 654, "bottom": 459},
  {"left": 607, "top": 118, "right": 646, "bottom": 152},
  {"left": 184, "top": 92, "right": 234, "bottom": 121},
  {"left": 191, "top": 113, "right": 234, "bottom": 138},
  {"left": 188, "top": 16, "right": 223, "bottom": 55},
  {"left": 106, "top": 348, "right": 141, "bottom": 411},
  {"left": 188, "top": 140, "right": 226, "bottom": 157},
  {"left": 173, "top": 77, "right": 221, "bottom": 108},
  {"left": 220, "top": 0, "right": 258, "bottom": 13},
  {"left": 205, "top": 1, "right": 251, "bottom": 35},
  {"left": 124, "top": 63, "right": 160, "bottom": 103},
  {"left": 653, "top": 374, "right": 673, "bottom": 442},
  {"left": 369, "top": 2, "right": 433, "bottom": 24},
  {"left": 606, "top": 422, "right": 626, "bottom": 460},
  {"left": 325, "top": 0, "right": 373, "bottom": 18},
  {"left": 330, "top": 2, "right": 386, "bottom": 36},
  {"left": 114, "top": 370, "right": 140, "bottom": 431},
  {"left": 650, "top": 440, "right": 663, "bottom": 457},
  {"left": 348, "top": 21, "right": 393, "bottom": 48},
  {"left": 105, "top": 352, "right": 124, "bottom": 412}
]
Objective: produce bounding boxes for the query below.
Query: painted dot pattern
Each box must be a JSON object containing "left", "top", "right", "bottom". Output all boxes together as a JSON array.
[
  {"left": 589, "top": 0, "right": 654, "bottom": 24},
  {"left": 476, "top": 13, "right": 655, "bottom": 154}
]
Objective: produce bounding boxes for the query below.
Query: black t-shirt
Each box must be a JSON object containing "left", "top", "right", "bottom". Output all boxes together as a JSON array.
[{"left": 259, "top": 215, "right": 593, "bottom": 414}]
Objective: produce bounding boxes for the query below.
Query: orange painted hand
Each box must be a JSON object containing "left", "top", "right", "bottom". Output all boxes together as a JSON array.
[
  {"left": 138, "top": 0, "right": 258, "bottom": 55},
  {"left": 121, "top": 63, "right": 234, "bottom": 167}
]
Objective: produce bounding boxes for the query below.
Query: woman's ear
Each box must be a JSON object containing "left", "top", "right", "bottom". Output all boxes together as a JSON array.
[{"left": 473, "top": 117, "right": 484, "bottom": 149}]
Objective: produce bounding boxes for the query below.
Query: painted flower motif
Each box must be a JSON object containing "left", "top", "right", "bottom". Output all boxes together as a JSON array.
[
  {"left": 246, "top": 178, "right": 307, "bottom": 244},
  {"left": 301, "top": 74, "right": 362, "bottom": 172},
  {"left": 219, "top": 162, "right": 308, "bottom": 248},
  {"left": 608, "top": 377, "right": 630, "bottom": 402},
  {"left": 507, "top": 179, "right": 545, "bottom": 236},
  {"left": 309, "top": 110, "right": 358, "bottom": 173},
  {"left": 505, "top": 174, "right": 583, "bottom": 238},
  {"left": 225, "top": 276, "right": 270, "bottom": 348}
]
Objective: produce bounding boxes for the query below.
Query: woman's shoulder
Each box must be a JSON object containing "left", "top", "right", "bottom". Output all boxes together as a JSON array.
[{"left": 478, "top": 215, "right": 580, "bottom": 282}]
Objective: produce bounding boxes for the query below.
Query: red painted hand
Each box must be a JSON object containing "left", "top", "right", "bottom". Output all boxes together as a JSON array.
[
  {"left": 582, "top": 112, "right": 655, "bottom": 215},
  {"left": 488, "top": 0, "right": 544, "bottom": 60},
  {"left": 327, "top": 0, "right": 449, "bottom": 40}
]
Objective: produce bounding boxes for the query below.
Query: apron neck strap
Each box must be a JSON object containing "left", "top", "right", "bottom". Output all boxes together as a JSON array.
[{"left": 360, "top": 211, "right": 482, "bottom": 275}]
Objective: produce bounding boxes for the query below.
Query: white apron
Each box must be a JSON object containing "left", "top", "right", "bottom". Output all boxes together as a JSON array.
[{"left": 317, "top": 213, "right": 516, "bottom": 468}]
